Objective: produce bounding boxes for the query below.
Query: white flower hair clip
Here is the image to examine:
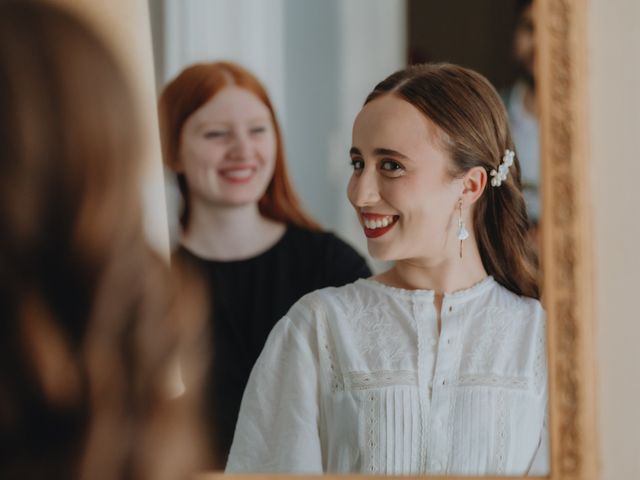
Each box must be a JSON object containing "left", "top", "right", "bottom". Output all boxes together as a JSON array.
[{"left": 490, "top": 149, "right": 515, "bottom": 187}]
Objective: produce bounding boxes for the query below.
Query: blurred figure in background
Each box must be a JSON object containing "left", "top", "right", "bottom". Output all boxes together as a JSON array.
[
  {"left": 159, "top": 61, "right": 371, "bottom": 466},
  {"left": 502, "top": 0, "right": 540, "bottom": 234},
  {"left": 0, "top": 1, "right": 209, "bottom": 478}
]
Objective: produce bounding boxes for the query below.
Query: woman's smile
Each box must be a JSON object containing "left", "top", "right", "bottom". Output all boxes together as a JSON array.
[
  {"left": 360, "top": 212, "right": 400, "bottom": 238},
  {"left": 218, "top": 164, "right": 257, "bottom": 183}
]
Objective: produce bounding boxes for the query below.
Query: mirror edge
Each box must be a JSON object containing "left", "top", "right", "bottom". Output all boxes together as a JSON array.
[
  {"left": 539, "top": 0, "right": 600, "bottom": 479},
  {"left": 200, "top": 0, "right": 600, "bottom": 478}
]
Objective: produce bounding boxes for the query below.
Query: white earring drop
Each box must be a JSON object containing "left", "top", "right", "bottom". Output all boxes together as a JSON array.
[{"left": 457, "top": 199, "right": 469, "bottom": 259}]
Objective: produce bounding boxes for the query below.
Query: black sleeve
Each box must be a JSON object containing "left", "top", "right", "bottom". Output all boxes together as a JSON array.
[{"left": 320, "top": 233, "right": 372, "bottom": 286}]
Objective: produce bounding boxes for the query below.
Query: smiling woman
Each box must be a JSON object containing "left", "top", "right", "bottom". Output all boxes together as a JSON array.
[
  {"left": 158, "top": 62, "right": 371, "bottom": 467},
  {"left": 178, "top": 86, "right": 278, "bottom": 210},
  {"left": 350, "top": 66, "right": 538, "bottom": 299},
  {"left": 226, "top": 63, "right": 547, "bottom": 476},
  {"left": 347, "top": 96, "right": 466, "bottom": 262}
]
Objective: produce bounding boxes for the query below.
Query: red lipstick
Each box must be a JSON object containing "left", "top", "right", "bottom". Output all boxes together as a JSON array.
[{"left": 361, "top": 213, "right": 399, "bottom": 239}]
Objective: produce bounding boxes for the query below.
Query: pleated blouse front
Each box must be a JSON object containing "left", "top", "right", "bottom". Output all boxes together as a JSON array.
[{"left": 226, "top": 276, "right": 548, "bottom": 476}]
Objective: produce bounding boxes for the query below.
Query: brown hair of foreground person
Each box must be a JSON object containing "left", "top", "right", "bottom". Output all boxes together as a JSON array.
[{"left": 0, "top": 1, "right": 210, "bottom": 478}]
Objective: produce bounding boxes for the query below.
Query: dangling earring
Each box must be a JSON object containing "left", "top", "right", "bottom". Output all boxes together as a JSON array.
[{"left": 457, "top": 198, "right": 469, "bottom": 259}]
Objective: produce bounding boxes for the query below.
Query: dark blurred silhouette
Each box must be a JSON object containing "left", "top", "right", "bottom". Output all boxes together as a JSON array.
[
  {"left": 502, "top": 0, "right": 540, "bottom": 229},
  {"left": 0, "top": 1, "right": 209, "bottom": 478}
]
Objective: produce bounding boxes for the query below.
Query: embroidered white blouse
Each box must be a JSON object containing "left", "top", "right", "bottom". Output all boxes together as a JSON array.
[{"left": 226, "top": 276, "right": 549, "bottom": 476}]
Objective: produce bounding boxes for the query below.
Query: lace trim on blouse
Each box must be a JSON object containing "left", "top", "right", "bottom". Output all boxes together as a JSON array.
[
  {"left": 341, "top": 371, "right": 529, "bottom": 391},
  {"left": 357, "top": 276, "right": 496, "bottom": 303},
  {"left": 344, "top": 370, "right": 418, "bottom": 390},
  {"left": 456, "top": 374, "right": 529, "bottom": 390}
]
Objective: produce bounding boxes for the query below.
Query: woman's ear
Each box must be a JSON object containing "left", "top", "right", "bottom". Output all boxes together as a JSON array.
[{"left": 461, "top": 166, "right": 487, "bottom": 206}]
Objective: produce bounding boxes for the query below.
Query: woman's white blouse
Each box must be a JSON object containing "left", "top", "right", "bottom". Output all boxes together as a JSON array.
[{"left": 226, "top": 277, "right": 548, "bottom": 476}]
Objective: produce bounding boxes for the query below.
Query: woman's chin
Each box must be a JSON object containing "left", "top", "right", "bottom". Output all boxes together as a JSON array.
[
  {"left": 194, "top": 191, "right": 263, "bottom": 208},
  {"left": 366, "top": 244, "right": 398, "bottom": 262},
  {"left": 221, "top": 186, "right": 271, "bottom": 208}
]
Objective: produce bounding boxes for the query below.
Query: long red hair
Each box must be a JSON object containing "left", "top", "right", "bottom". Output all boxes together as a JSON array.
[{"left": 158, "top": 61, "right": 320, "bottom": 231}]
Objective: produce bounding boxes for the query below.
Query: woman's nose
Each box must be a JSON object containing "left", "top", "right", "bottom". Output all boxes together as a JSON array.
[
  {"left": 229, "top": 131, "right": 252, "bottom": 159},
  {"left": 349, "top": 170, "right": 381, "bottom": 207}
]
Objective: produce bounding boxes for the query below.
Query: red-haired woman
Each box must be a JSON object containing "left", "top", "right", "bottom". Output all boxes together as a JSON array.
[
  {"left": 227, "top": 63, "right": 548, "bottom": 476},
  {"left": 158, "top": 62, "right": 371, "bottom": 465}
]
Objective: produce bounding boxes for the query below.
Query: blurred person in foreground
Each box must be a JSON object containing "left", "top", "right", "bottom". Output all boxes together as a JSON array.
[{"left": 0, "top": 1, "right": 209, "bottom": 478}]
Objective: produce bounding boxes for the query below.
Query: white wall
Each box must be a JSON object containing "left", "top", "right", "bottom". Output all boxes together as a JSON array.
[
  {"left": 161, "top": 0, "right": 287, "bottom": 122},
  {"left": 589, "top": 0, "right": 640, "bottom": 478}
]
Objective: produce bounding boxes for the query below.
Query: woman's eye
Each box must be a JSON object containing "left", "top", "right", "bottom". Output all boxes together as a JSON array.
[
  {"left": 250, "top": 126, "right": 267, "bottom": 135},
  {"left": 381, "top": 159, "right": 403, "bottom": 172},
  {"left": 350, "top": 158, "right": 364, "bottom": 171},
  {"left": 204, "top": 131, "right": 228, "bottom": 139}
]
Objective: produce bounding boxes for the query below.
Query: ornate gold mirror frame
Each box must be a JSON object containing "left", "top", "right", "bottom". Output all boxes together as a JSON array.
[
  {"left": 538, "top": 0, "right": 599, "bottom": 479},
  {"left": 204, "top": 1, "right": 600, "bottom": 479}
]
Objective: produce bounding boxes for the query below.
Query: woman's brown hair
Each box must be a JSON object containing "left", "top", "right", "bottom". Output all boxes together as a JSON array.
[
  {"left": 158, "top": 61, "right": 320, "bottom": 231},
  {"left": 365, "top": 63, "right": 539, "bottom": 299},
  {"left": 0, "top": 1, "right": 209, "bottom": 478}
]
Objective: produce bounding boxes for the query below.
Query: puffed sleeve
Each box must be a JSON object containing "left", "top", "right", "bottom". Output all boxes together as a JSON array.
[{"left": 225, "top": 310, "right": 323, "bottom": 473}]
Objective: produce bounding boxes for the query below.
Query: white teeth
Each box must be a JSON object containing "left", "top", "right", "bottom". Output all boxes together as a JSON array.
[
  {"left": 363, "top": 215, "right": 396, "bottom": 229},
  {"left": 222, "top": 168, "right": 253, "bottom": 179}
]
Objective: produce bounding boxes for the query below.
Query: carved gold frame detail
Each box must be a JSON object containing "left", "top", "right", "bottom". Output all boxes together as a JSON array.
[{"left": 539, "top": 0, "right": 599, "bottom": 479}]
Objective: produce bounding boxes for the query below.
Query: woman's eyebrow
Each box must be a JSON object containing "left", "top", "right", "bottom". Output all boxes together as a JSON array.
[
  {"left": 349, "top": 147, "right": 409, "bottom": 159},
  {"left": 197, "top": 118, "right": 270, "bottom": 132},
  {"left": 372, "top": 147, "right": 409, "bottom": 159},
  {"left": 194, "top": 120, "right": 229, "bottom": 132}
]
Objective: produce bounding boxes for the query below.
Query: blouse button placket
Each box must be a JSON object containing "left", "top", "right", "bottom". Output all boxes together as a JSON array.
[
  {"left": 426, "top": 299, "right": 461, "bottom": 474},
  {"left": 412, "top": 295, "right": 439, "bottom": 473}
]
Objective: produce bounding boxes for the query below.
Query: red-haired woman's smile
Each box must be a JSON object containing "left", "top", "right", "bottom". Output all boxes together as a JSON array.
[{"left": 218, "top": 165, "right": 257, "bottom": 184}]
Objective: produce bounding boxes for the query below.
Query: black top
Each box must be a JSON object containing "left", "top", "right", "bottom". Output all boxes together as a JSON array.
[{"left": 176, "top": 224, "right": 371, "bottom": 465}]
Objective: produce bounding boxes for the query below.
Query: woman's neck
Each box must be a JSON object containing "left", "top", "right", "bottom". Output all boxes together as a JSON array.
[
  {"left": 375, "top": 238, "right": 488, "bottom": 295},
  {"left": 180, "top": 198, "right": 286, "bottom": 261},
  {"left": 375, "top": 240, "right": 487, "bottom": 334}
]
